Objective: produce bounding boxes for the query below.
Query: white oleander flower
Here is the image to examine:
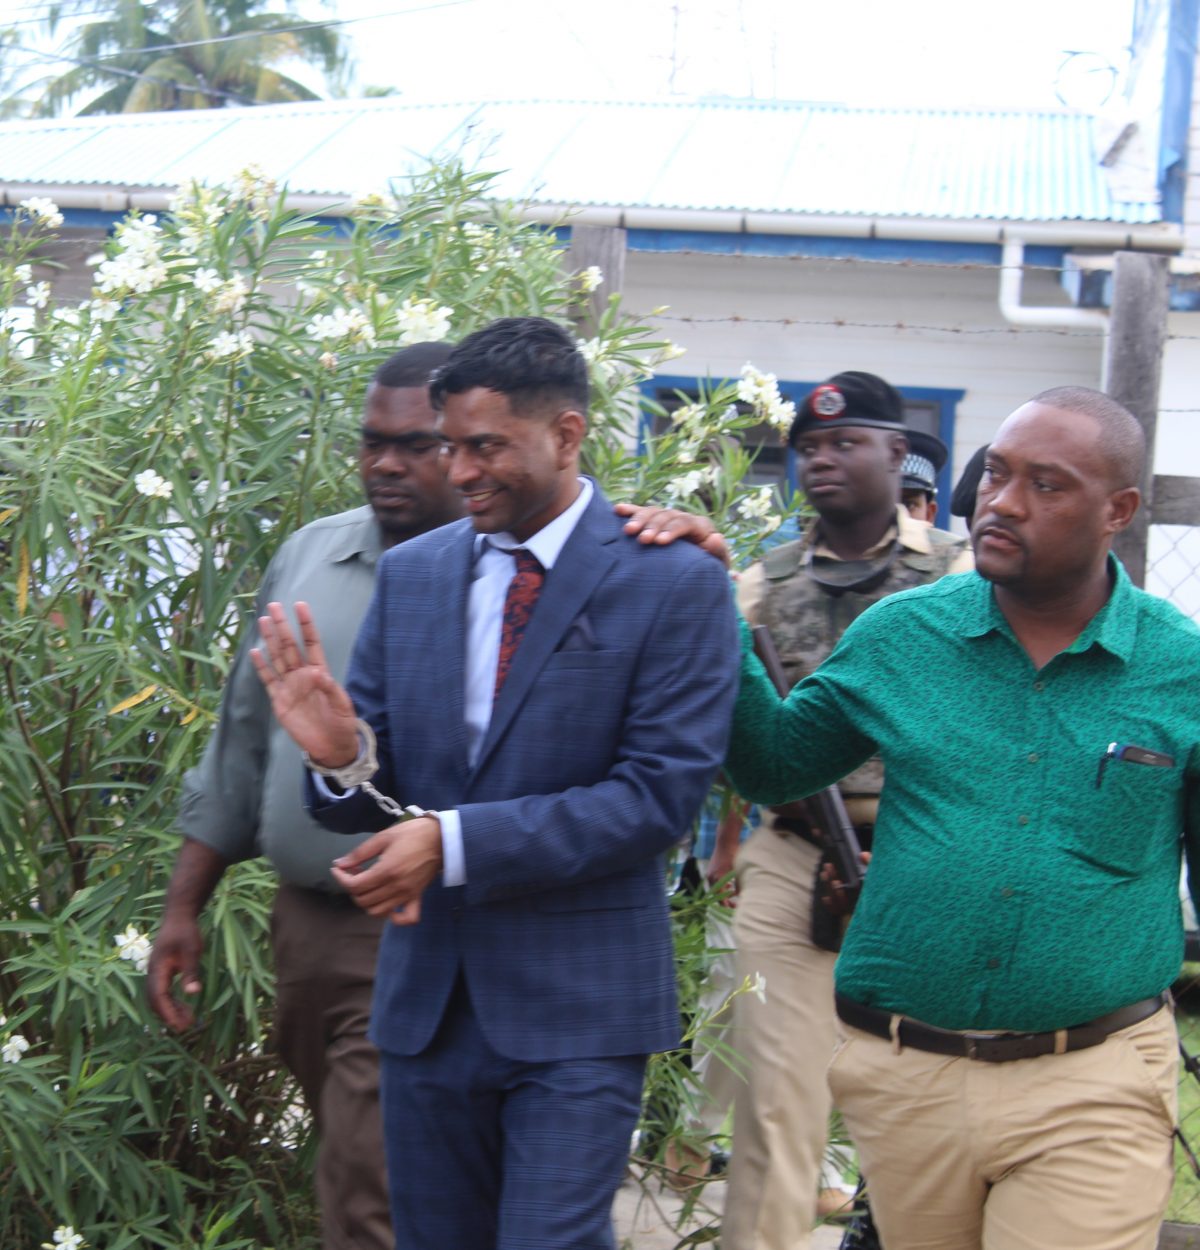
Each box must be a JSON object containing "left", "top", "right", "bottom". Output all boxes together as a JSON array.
[
  {"left": 232, "top": 164, "right": 277, "bottom": 218},
  {"left": 14, "top": 263, "right": 32, "bottom": 285},
  {"left": 207, "top": 329, "right": 254, "bottom": 360},
  {"left": 212, "top": 274, "right": 248, "bottom": 314},
  {"left": 652, "top": 340, "right": 687, "bottom": 364},
  {"left": 42, "top": 1225, "right": 86, "bottom": 1250},
  {"left": 670, "top": 402, "right": 705, "bottom": 432},
  {"left": 177, "top": 224, "right": 204, "bottom": 255},
  {"left": 575, "top": 336, "right": 618, "bottom": 381},
  {"left": 87, "top": 297, "right": 119, "bottom": 323},
  {"left": 394, "top": 296, "right": 451, "bottom": 345},
  {"left": 191, "top": 267, "right": 222, "bottom": 294},
  {"left": 25, "top": 282, "right": 50, "bottom": 310},
  {"left": 737, "top": 362, "right": 796, "bottom": 433},
  {"left": 2, "top": 1034, "right": 30, "bottom": 1063},
  {"left": 93, "top": 213, "right": 168, "bottom": 295},
  {"left": 114, "top": 924, "right": 151, "bottom": 972},
  {"left": 751, "top": 971, "right": 768, "bottom": 1003},
  {"left": 578, "top": 265, "right": 604, "bottom": 293},
  {"left": 737, "top": 487, "right": 776, "bottom": 523},
  {"left": 133, "top": 469, "right": 173, "bottom": 500},
  {"left": 319, "top": 351, "right": 338, "bottom": 370},
  {"left": 306, "top": 306, "right": 376, "bottom": 349},
  {"left": 671, "top": 469, "right": 708, "bottom": 497},
  {"left": 20, "top": 196, "right": 64, "bottom": 229}
]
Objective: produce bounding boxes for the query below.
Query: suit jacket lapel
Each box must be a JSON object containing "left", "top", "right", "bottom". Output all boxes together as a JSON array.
[
  {"left": 433, "top": 523, "right": 475, "bottom": 784},
  {"left": 471, "top": 488, "right": 618, "bottom": 776}
]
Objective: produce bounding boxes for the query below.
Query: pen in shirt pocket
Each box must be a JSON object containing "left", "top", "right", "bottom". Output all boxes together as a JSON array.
[{"left": 1094, "top": 742, "right": 1175, "bottom": 789}]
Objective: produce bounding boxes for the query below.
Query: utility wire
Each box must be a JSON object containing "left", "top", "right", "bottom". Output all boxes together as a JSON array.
[
  {"left": 1, "top": 0, "right": 469, "bottom": 50},
  {"left": 4, "top": 39, "right": 263, "bottom": 106}
]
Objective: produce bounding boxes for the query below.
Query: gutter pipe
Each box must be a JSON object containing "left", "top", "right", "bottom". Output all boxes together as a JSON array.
[
  {"left": 0, "top": 183, "right": 1184, "bottom": 255},
  {"left": 999, "top": 238, "right": 1110, "bottom": 329}
]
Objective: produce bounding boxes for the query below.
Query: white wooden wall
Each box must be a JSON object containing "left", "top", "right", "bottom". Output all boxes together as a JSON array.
[{"left": 624, "top": 249, "right": 1107, "bottom": 495}]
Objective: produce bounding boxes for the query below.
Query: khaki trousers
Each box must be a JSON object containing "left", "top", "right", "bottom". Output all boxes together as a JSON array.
[
  {"left": 722, "top": 829, "right": 836, "bottom": 1250},
  {"left": 828, "top": 1006, "right": 1179, "bottom": 1250},
  {"left": 272, "top": 884, "right": 392, "bottom": 1250}
]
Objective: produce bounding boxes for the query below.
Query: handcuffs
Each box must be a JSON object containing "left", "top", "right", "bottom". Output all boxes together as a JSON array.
[{"left": 304, "top": 718, "right": 429, "bottom": 824}]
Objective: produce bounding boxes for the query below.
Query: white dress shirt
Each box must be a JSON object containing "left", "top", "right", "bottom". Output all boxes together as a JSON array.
[{"left": 316, "top": 478, "right": 595, "bottom": 888}]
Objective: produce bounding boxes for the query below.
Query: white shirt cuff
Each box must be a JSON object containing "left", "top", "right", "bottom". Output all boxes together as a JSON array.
[
  {"left": 438, "top": 809, "right": 466, "bottom": 886},
  {"left": 311, "top": 773, "right": 358, "bottom": 802}
]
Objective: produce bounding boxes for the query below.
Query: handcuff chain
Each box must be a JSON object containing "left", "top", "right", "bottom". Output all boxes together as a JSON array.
[{"left": 304, "top": 717, "right": 421, "bottom": 823}]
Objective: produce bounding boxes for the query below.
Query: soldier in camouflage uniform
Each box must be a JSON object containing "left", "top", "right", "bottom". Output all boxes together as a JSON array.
[{"left": 723, "top": 371, "right": 972, "bottom": 1250}]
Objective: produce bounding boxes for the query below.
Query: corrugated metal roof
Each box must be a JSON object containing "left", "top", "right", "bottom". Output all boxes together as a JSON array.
[{"left": 0, "top": 96, "right": 1162, "bottom": 225}]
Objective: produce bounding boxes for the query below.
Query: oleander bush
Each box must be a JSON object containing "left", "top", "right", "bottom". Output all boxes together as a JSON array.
[{"left": 0, "top": 159, "right": 800, "bottom": 1248}]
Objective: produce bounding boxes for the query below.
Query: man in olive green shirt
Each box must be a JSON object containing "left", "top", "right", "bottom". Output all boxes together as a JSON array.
[
  {"left": 724, "top": 386, "right": 1200, "bottom": 1250},
  {"left": 147, "top": 342, "right": 462, "bottom": 1250}
]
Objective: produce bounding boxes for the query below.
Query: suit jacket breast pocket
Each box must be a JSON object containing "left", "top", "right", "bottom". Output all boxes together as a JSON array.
[{"left": 542, "top": 651, "right": 625, "bottom": 677}]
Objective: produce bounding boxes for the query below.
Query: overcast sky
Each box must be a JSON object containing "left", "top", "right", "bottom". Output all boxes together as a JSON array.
[
  {"left": 0, "top": 0, "right": 1137, "bottom": 113},
  {"left": 329, "top": 0, "right": 1136, "bottom": 111}
]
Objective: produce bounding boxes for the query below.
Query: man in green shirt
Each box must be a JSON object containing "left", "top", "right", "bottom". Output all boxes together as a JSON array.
[
  {"left": 146, "top": 342, "right": 463, "bottom": 1250},
  {"left": 722, "top": 385, "right": 1199, "bottom": 1250}
]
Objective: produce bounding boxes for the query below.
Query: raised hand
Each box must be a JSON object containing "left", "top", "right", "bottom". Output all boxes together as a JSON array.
[
  {"left": 250, "top": 601, "right": 360, "bottom": 767},
  {"left": 613, "top": 502, "right": 731, "bottom": 567}
]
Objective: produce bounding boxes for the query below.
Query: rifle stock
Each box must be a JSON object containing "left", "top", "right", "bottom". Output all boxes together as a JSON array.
[{"left": 750, "top": 625, "right": 865, "bottom": 896}]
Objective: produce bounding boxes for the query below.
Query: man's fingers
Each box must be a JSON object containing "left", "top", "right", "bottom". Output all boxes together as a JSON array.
[
  {"left": 248, "top": 646, "right": 278, "bottom": 693},
  {"left": 261, "top": 601, "right": 305, "bottom": 674},
  {"left": 294, "top": 601, "right": 330, "bottom": 673},
  {"left": 701, "top": 533, "right": 732, "bottom": 568},
  {"left": 391, "top": 898, "right": 422, "bottom": 925},
  {"left": 332, "top": 828, "right": 396, "bottom": 874},
  {"left": 344, "top": 877, "right": 410, "bottom": 914},
  {"left": 147, "top": 959, "right": 195, "bottom": 1033}
]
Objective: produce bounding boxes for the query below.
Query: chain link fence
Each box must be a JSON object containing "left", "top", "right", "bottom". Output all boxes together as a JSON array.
[{"left": 1148, "top": 519, "right": 1200, "bottom": 1230}]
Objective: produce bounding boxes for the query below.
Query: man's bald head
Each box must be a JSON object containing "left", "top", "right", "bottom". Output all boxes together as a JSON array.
[{"left": 1027, "top": 386, "right": 1145, "bottom": 491}]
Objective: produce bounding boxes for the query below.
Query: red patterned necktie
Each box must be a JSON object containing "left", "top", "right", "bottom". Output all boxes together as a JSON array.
[{"left": 494, "top": 548, "right": 545, "bottom": 699}]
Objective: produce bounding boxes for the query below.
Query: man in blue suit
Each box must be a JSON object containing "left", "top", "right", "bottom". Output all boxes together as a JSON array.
[{"left": 251, "top": 317, "right": 739, "bottom": 1250}]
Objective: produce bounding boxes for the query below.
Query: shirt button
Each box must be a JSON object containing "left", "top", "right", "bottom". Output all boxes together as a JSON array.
[
  {"left": 987, "top": 958, "right": 1001, "bottom": 969},
  {"left": 1001, "top": 887, "right": 1014, "bottom": 899},
  {"left": 1027, "top": 752, "right": 1040, "bottom": 764},
  {"left": 1033, "top": 680, "right": 1045, "bottom": 692},
  {"left": 1018, "top": 814, "right": 1030, "bottom": 826}
]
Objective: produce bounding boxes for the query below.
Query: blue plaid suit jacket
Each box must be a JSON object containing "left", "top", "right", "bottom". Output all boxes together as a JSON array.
[{"left": 309, "top": 485, "right": 739, "bottom": 1062}]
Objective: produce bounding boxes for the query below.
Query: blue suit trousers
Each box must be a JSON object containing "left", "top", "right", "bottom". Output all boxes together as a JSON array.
[{"left": 379, "top": 977, "right": 646, "bottom": 1250}]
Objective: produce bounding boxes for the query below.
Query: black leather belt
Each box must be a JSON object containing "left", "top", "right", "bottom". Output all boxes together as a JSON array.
[{"left": 835, "top": 991, "right": 1170, "bottom": 1063}]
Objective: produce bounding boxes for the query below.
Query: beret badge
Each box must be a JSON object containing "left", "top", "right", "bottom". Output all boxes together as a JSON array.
[{"left": 810, "top": 385, "right": 847, "bottom": 419}]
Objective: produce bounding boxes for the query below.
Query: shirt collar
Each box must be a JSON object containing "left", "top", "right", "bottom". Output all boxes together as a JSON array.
[
  {"left": 327, "top": 506, "right": 385, "bottom": 568},
  {"left": 809, "top": 505, "right": 925, "bottom": 562},
  {"left": 474, "top": 476, "right": 594, "bottom": 570},
  {"left": 960, "top": 552, "right": 1137, "bottom": 662}
]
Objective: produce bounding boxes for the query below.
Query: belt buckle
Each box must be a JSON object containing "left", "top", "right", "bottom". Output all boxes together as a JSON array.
[
  {"left": 964, "top": 1031, "right": 1042, "bottom": 1063},
  {"left": 964, "top": 1032, "right": 997, "bottom": 1061}
]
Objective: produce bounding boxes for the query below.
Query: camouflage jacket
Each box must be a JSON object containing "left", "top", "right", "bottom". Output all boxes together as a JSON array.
[{"left": 738, "top": 505, "right": 972, "bottom": 803}]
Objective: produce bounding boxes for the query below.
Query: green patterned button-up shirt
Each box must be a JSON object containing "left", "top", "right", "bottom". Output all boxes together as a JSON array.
[{"left": 726, "top": 557, "right": 1200, "bottom": 1032}]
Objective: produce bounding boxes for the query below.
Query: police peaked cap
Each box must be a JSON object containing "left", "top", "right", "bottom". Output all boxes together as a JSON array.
[
  {"left": 901, "top": 428, "right": 950, "bottom": 494},
  {"left": 788, "top": 371, "right": 908, "bottom": 445}
]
